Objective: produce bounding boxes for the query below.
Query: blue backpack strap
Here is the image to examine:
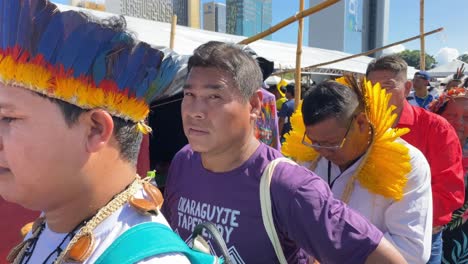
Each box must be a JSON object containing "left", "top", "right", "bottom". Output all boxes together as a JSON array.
[{"left": 94, "top": 222, "right": 220, "bottom": 264}]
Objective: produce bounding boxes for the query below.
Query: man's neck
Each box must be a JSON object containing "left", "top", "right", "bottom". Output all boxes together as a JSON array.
[
  {"left": 201, "top": 137, "right": 260, "bottom": 173},
  {"left": 44, "top": 165, "right": 136, "bottom": 233},
  {"left": 414, "top": 87, "right": 428, "bottom": 98}
]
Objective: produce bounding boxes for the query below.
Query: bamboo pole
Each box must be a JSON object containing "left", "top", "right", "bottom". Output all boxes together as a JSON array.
[
  {"left": 273, "top": 27, "right": 444, "bottom": 75},
  {"left": 170, "top": 15, "right": 177, "bottom": 49},
  {"left": 294, "top": 0, "right": 305, "bottom": 110},
  {"left": 238, "top": 0, "right": 339, "bottom": 45},
  {"left": 420, "top": 0, "right": 425, "bottom": 70}
]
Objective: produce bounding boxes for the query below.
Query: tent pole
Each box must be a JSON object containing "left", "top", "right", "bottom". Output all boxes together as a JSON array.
[
  {"left": 420, "top": 0, "right": 426, "bottom": 70},
  {"left": 170, "top": 15, "right": 177, "bottom": 49},
  {"left": 294, "top": 0, "right": 305, "bottom": 110},
  {"left": 238, "top": 0, "right": 339, "bottom": 45},
  {"left": 273, "top": 27, "right": 444, "bottom": 75}
]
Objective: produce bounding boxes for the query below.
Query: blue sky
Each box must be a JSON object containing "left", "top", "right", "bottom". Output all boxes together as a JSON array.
[{"left": 53, "top": 0, "right": 467, "bottom": 63}]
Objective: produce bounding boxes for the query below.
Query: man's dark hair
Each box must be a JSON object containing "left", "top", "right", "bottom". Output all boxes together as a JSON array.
[
  {"left": 187, "top": 41, "right": 263, "bottom": 101},
  {"left": 366, "top": 55, "right": 408, "bottom": 78},
  {"left": 43, "top": 95, "right": 142, "bottom": 165},
  {"left": 286, "top": 84, "right": 295, "bottom": 97},
  {"left": 302, "top": 81, "right": 360, "bottom": 127}
]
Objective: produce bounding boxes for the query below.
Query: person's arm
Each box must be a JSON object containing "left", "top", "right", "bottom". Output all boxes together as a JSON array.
[
  {"left": 380, "top": 143, "right": 433, "bottom": 263},
  {"left": 429, "top": 120, "right": 465, "bottom": 226},
  {"left": 364, "top": 237, "right": 407, "bottom": 264},
  {"left": 270, "top": 164, "right": 405, "bottom": 263},
  {"left": 278, "top": 116, "right": 285, "bottom": 136}
]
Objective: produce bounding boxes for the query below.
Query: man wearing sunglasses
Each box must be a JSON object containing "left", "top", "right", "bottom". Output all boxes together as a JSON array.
[{"left": 301, "top": 80, "right": 433, "bottom": 263}]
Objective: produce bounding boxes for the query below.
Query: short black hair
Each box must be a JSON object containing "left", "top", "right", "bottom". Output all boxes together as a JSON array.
[
  {"left": 187, "top": 41, "right": 263, "bottom": 101},
  {"left": 286, "top": 84, "right": 295, "bottom": 96},
  {"left": 302, "top": 80, "right": 360, "bottom": 127}
]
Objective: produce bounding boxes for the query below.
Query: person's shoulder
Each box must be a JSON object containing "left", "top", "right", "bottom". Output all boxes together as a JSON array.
[
  {"left": 172, "top": 144, "right": 195, "bottom": 162},
  {"left": 399, "top": 138, "right": 430, "bottom": 176},
  {"left": 413, "top": 105, "right": 452, "bottom": 130},
  {"left": 270, "top": 159, "right": 325, "bottom": 192}
]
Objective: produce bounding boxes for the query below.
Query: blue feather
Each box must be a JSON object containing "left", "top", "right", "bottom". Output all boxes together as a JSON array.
[
  {"left": 70, "top": 27, "right": 115, "bottom": 79},
  {"left": 92, "top": 32, "right": 132, "bottom": 85},
  {"left": 1, "top": 0, "right": 20, "bottom": 49},
  {"left": 116, "top": 42, "right": 148, "bottom": 90},
  {"left": 31, "top": 1, "right": 58, "bottom": 55},
  {"left": 16, "top": 0, "right": 32, "bottom": 52},
  {"left": 134, "top": 48, "right": 163, "bottom": 98},
  {"left": 36, "top": 12, "right": 65, "bottom": 63},
  {"left": 146, "top": 55, "right": 180, "bottom": 101},
  {"left": 111, "top": 47, "right": 130, "bottom": 88}
]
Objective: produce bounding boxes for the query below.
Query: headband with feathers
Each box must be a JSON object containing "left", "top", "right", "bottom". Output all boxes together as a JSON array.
[{"left": 0, "top": 0, "right": 182, "bottom": 128}]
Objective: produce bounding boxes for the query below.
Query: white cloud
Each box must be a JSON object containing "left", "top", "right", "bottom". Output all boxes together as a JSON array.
[
  {"left": 382, "top": 44, "right": 406, "bottom": 55},
  {"left": 435, "top": 47, "right": 460, "bottom": 65}
]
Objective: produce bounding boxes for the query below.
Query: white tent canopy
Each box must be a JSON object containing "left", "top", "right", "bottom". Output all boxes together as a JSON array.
[
  {"left": 57, "top": 4, "right": 379, "bottom": 75},
  {"left": 428, "top": 60, "right": 465, "bottom": 78}
]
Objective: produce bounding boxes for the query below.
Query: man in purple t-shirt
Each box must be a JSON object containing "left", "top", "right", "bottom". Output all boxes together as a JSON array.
[{"left": 162, "top": 41, "right": 407, "bottom": 264}]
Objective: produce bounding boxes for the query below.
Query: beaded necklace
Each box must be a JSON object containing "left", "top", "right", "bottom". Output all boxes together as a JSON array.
[{"left": 8, "top": 177, "right": 142, "bottom": 264}]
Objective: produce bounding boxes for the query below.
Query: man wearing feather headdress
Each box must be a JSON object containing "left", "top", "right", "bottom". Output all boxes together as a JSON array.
[
  {"left": 283, "top": 77, "right": 433, "bottom": 263},
  {"left": 367, "top": 55, "right": 464, "bottom": 264},
  {"left": 0, "top": 0, "right": 196, "bottom": 263}
]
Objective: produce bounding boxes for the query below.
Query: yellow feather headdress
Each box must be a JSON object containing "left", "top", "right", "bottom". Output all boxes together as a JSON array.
[{"left": 283, "top": 76, "right": 411, "bottom": 201}]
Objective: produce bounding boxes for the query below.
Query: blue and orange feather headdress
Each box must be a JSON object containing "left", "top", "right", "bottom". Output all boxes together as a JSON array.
[{"left": 0, "top": 0, "right": 181, "bottom": 130}]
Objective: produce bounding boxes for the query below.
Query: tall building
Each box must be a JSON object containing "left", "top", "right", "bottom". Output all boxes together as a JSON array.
[
  {"left": 173, "top": 0, "right": 200, "bottom": 28},
  {"left": 105, "top": 0, "right": 173, "bottom": 22},
  {"left": 105, "top": 0, "right": 200, "bottom": 28},
  {"left": 203, "top": 2, "right": 226, "bottom": 33},
  {"left": 226, "top": 0, "right": 272, "bottom": 40},
  {"left": 308, "top": 0, "right": 389, "bottom": 55}
]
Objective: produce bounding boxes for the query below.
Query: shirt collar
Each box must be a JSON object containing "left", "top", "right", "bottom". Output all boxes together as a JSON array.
[{"left": 397, "top": 100, "right": 415, "bottom": 126}]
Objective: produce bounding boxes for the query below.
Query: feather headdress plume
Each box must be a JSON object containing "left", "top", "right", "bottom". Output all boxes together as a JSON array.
[
  {"left": 0, "top": 0, "right": 183, "bottom": 128},
  {"left": 283, "top": 75, "right": 411, "bottom": 200}
]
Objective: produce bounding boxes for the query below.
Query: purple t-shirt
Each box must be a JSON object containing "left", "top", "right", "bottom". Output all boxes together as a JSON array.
[{"left": 162, "top": 143, "right": 383, "bottom": 263}]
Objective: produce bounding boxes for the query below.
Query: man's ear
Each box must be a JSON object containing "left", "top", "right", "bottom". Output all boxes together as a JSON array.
[
  {"left": 83, "top": 109, "right": 114, "bottom": 153},
  {"left": 404, "top": 80, "right": 412, "bottom": 97},
  {"left": 250, "top": 90, "right": 263, "bottom": 120},
  {"left": 355, "top": 112, "right": 369, "bottom": 133}
]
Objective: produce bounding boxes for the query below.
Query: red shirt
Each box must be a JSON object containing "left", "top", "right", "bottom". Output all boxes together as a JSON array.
[
  {"left": 397, "top": 101, "right": 465, "bottom": 226},
  {"left": 0, "top": 198, "right": 38, "bottom": 261}
]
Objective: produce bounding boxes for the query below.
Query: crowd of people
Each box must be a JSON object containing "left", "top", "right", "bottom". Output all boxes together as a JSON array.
[{"left": 1, "top": 1, "right": 468, "bottom": 264}]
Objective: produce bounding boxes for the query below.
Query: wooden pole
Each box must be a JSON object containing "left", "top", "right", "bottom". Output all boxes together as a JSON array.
[
  {"left": 273, "top": 27, "right": 444, "bottom": 75},
  {"left": 238, "top": 0, "right": 339, "bottom": 45},
  {"left": 170, "top": 15, "right": 177, "bottom": 49},
  {"left": 294, "top": 0, "right": 305, "bottom": 110},
  {"left": 420, "top": 0, "right": 426, "bottom": 70}
]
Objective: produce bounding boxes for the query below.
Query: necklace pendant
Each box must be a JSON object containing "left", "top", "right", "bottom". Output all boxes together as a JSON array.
[
  {"left": 129, "top": 182, "right": 163, "bottom": 215},
  {"left": 65, "top": 233, "right": 95, "bottom": 263}
]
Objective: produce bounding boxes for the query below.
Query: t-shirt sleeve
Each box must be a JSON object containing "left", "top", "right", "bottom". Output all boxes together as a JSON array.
[
  {"left": 270, "top": 163, "right": 383, "bottom": 263},
  {"left": 278, "top": 101, "right": 291, "bottom": 118}
]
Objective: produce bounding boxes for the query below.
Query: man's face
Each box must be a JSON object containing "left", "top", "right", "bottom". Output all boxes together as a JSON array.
[
  {"left": 441, "top": 98, "right": 468, "bottom": 143},
  {"left": 413, "top": 76, "right": 428, "bottom": 90},
  {"left": 367, "top": 70, "right": 411, "bottom": 117},
  {"left": 0, "top": 84, "right": 88, "bottom": 209},
  {"left": 181, "top": 67, "right": 258, "bottom": 156},
  {"left": 304, "top": 115, "right": 365, "bottom": 167}
]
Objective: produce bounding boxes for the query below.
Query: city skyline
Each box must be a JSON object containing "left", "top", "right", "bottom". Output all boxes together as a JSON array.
[{"left": 53, "top": 0, "right": 467, "bottom": 64}]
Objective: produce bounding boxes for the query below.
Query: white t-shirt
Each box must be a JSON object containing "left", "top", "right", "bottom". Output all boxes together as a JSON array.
[
  {"left": 312, "top": 139, "right": 433, "bottom": 264},
  {"left": 22, "top": 187, "right": 191, "bottom": 264}
]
